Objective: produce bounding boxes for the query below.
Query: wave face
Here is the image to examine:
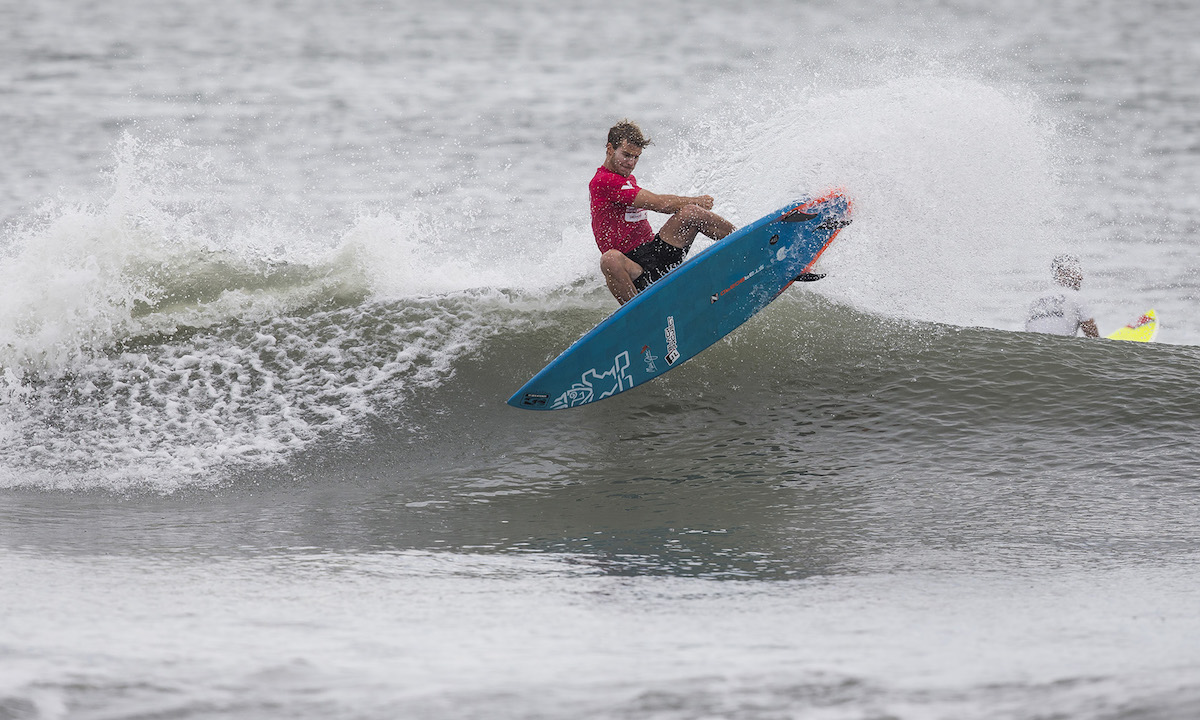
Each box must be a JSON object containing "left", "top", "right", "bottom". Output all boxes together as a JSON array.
[{"left": 0, "top": 67, "right": 1125, "bottom": 491}]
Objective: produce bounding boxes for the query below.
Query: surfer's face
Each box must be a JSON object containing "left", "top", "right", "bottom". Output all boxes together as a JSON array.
[{"left": 605, "top": 141, "right": 642, "bottom": 176}]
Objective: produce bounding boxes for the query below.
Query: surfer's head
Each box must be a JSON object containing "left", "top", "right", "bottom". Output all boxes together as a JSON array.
[
  {"left": 606, "top": 119, "right": 651, "bottom": 151},
  {"left": 1051, "top": 254, "right": 1083, "bottom": 289},
  {"left": 604, "top": 120, "right": 651, "bottom": 177}
]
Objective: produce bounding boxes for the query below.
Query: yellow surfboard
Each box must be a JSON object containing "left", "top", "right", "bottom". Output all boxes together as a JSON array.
[{"left": 1106, "top": 309, "right": 1158, "bottom": 342}]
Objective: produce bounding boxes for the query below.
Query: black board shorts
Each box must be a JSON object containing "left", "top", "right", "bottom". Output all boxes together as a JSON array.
[{"left": 624, "top": 234, "right": 687, "bottom": 291}]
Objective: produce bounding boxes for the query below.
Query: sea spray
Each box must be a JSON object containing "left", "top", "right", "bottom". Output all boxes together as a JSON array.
[{"left": 653, "top": 73, "right": 1068, "bottom": 329}]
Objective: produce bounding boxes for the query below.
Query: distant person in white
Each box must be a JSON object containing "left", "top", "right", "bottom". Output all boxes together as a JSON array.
[{"left": 1025, "top": 254, "right": 1100, "bottom": 337}]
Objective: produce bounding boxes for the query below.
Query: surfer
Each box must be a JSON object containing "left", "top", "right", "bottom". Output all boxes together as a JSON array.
[
  {"left": 1024, "top": 254, "right": 1099, "bottom": 337},
  {"left": 590, "top": 119, "right": 734, "bottom": 304}
]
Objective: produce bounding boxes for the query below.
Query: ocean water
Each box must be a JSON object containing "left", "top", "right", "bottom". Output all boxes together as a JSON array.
[{"left": 3, "top": 0, "right": 1200, "bottom": 717}]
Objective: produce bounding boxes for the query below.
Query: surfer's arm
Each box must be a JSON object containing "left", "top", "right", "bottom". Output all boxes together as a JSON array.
[
  {"left": 1081, "top": 319, "right": 1099, "bottom": 338},
  {"left": 632, "top": 190, "right": 715, "bottom": 214}
]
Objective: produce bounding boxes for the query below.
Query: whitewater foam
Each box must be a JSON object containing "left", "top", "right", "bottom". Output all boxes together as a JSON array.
[
  {"left": 650, "top": 72, "right": 1069, "bottom": 330},
  {"left": 0, "top": 133, "right": 600, "bottom": 490}
]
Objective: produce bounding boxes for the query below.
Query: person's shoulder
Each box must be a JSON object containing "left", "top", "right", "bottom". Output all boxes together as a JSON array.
[
  {"left": 590, "top": 166, "right": 633, "bottom": 197},
  {"left": 589, "top": 166, "right": 612, "bottom": 188}
]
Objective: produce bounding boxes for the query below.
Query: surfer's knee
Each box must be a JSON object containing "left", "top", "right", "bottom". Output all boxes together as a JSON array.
[
  {"left": 600, "top": 250, "right": 641, "bottom": 304},
  {"left": 600, "top": 249, "right": 638, "bottom": 280},
  {"left": 676, "top": 203, "right": 708, "bottom": 225},
  {"left": 675, "top": 204, "right": 733, "bottom": 240},
  {"left": 599, "top": 249, "right": 624, "bottom": 273}
]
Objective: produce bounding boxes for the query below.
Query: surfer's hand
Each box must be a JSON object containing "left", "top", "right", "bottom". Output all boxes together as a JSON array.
[{"left": 693, "top": 195, "right": 715, "bottom": 210}]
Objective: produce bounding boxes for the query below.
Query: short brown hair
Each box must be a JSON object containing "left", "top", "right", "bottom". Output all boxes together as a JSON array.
[{"left": 607, "top": 119, "right": 651, "bottom": 149}]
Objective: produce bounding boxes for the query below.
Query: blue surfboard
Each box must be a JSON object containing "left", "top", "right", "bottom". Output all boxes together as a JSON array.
[{"left": 509, "top": 190, "right": 852, "bottom": 410}]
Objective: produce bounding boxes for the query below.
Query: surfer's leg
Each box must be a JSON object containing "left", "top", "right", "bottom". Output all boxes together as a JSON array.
[
  {"left": 600, "top": 249, "right": 642, "bottom": 305},
  {"left": 658, "top": 204, "right": 734, "bottom": 249}
]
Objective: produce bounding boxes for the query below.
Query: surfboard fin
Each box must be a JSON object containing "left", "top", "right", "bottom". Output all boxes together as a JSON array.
[
  {"left": 780, "top": 208, "right": 818, "bottom": 222},
  {"left": 794, "top": 273, "right": 825, "bottom": 282}
]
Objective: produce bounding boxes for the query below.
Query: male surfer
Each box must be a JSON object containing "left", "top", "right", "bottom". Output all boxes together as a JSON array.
[
  {"left": 1024, "top": 254, "right": 1099, "bottom": 337},
  {"left": 590, "top": 120, "right": 734, "bottom": 304}
]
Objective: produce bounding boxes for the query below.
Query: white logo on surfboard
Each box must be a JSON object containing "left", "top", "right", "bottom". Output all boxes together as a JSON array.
[
  {"left": 665, "top": 316, "right": 680, "bottom": 365},
  {"left": 552, "top": 351, "right": 634, "bottom": 408}
]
